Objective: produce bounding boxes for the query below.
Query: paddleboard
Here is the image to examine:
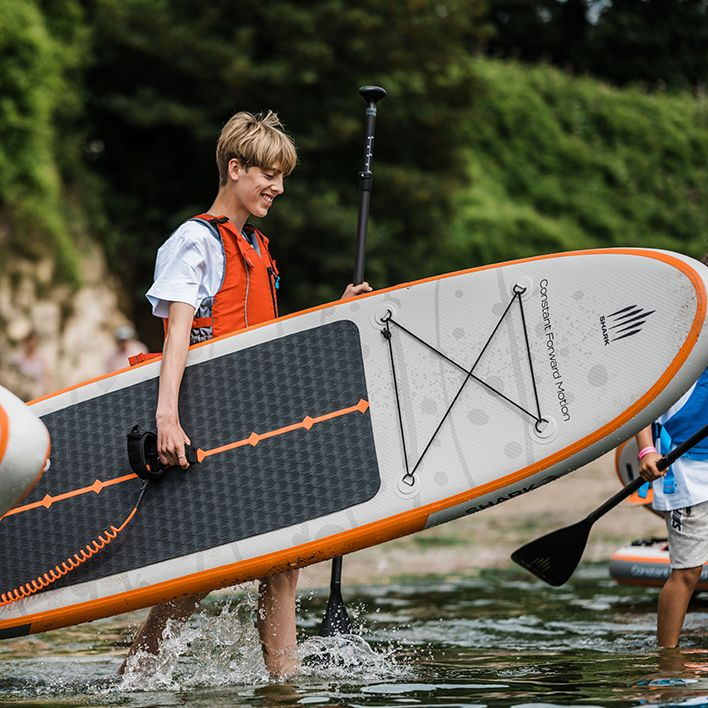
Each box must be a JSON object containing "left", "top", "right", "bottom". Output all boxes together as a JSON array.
[
  {"left": 1, "top": 248, "right": 706, "bottom": 638},
  {"left": 0, "top": 385, "right": 50, "bottom": 517},
  {"left": 610, "top": 539, "right": 708, "bottom": 591}
]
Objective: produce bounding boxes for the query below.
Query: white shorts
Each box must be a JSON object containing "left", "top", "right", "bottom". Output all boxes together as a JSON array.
[{"left": 663, "top": 500, "right": 708, "bottom": 570}]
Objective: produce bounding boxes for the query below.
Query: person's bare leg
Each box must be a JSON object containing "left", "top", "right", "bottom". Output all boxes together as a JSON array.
[
  {"left": 257, "top": 569, "right": 299, "bottom": 678},
  {"left": 118, "top": 593, "right": 206, "bottom": 674},
  {"left": 657, "top": 566, "right": 702, "bottom": 648}
]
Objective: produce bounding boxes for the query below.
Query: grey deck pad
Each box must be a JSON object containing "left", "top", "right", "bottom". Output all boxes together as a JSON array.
[{"left": 0, "top": 320, "right": 379, "bottom": 593}]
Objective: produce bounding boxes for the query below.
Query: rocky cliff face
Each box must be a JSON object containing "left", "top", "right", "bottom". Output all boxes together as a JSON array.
[{"left": 0, "top": 238, "right": 139, "bottom": 401}]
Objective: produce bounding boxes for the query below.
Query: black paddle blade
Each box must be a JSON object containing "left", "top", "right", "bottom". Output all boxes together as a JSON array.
[
  {"left": 318, "top": 585, "right": 353, "bottom": 636},
  {"left": 511, "top": 518, "right": 592, "bottom": 586}
]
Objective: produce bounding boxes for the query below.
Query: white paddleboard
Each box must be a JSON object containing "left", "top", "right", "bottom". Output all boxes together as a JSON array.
[
  {"left": 0, "top": 247, "right": 706, "bottom": 637},
  {"left": 0, "top": 385, "right": 50, "bottom": 518}
]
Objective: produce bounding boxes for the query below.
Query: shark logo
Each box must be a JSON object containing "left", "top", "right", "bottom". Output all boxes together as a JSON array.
[{"left": 599, "top": 305, "right": 655, "bottom": 345}]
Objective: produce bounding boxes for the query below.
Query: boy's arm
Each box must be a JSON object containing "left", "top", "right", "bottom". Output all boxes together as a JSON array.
[
  {"left": 156, "top": 301, "right": 194, "bottom": 469},
  {"left": 635, "top": 425, "right": 663, "bottom": 482}
]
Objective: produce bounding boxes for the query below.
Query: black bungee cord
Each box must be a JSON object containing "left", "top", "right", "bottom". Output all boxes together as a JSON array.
[{"left": 381, "top": 286, "right": 548, "bottom": 486}]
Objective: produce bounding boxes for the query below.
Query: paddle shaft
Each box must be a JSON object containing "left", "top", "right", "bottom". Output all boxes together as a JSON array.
[
  {"left": 353, "top": 85, "right": 387, "bottom": 286},
  {"left": 587, "top": 422, "right": 708, "bottom": 524},
  {"left": 323, "top": 86, "right": 387, "bottom": 637}
]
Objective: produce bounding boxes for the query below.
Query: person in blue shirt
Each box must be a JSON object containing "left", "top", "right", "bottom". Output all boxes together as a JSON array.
[{"left": 636, "top": 255, "right": 708, "bottom": 648}]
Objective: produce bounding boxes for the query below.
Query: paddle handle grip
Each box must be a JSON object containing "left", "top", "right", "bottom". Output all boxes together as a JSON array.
[{"left": 587, "top": 422, "right": 708, "bottom": 524}]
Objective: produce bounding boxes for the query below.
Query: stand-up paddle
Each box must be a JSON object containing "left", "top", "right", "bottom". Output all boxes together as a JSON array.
[
  {"left": 511, "top": 422, "right": 708, "bottom": 586},
  {"left": 319, "top": 85, "right": 387, "bottom": 637}
]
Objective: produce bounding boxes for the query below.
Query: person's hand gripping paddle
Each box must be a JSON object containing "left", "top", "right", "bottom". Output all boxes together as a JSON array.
[{"left": 511, "top": 422, "right": 708, "bottom": 586}]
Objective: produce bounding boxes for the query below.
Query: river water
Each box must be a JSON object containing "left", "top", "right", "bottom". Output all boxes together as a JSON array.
[{"left": 0, "top": 563, "right": 706, "bottom": 707}]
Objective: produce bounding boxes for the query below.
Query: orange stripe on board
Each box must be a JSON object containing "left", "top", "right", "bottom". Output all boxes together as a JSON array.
[
  {"left": 0, "top": 404, "right": 9, "bottom": 467},
  {"left": 0, "top": 509, "right": 428, "bottom": 636},
  {"left": 201, "top": 399, "right": 369, "bottom": 458},
  {"left": 2, "top": 400, "right": 370, "bottom": 519},
  {"left": 2, "top": 473, "right": 138, "bottom": 519},
  {"left": 611, "top": 553, "right": 676, "bottom": 565},
  {"left": 613, "top": 441, "right": 629, "bottom": 487}
]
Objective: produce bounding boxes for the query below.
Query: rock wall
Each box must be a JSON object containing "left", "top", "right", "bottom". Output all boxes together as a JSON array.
[{"left": 0, "top": 238, "right": 139, "bottom": 401}]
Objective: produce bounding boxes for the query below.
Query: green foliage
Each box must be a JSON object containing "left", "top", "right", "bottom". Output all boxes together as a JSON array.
[
  {"left": 2, "top": 1, "right": 707, "bottom": 329},
  {"left": 0, "top": 0, "right": 89, "bottom": 285},
  {"left": 589, "top": 0, "right": 708, "bottom": 91},
  {"left": 486, "top": 0, "right": 708, "bottom": 92},
  {"left": 82, "top": 0, "right": 489, "bottom": 324},
  {"left": 444, "top": 59, "right": 708, "bottom": 271}
]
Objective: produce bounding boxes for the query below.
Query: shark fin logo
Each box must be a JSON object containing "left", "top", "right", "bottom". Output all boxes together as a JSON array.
[{"left": 599, "top": 305, "right": 655, "bottom": 345}]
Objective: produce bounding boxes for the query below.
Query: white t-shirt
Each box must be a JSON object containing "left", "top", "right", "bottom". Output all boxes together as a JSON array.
[
  {"left": 146, "top": 221, "right": 226, "bottom": 318},
  {"left": 652, "top": 381, "right": 708, "bottom": 511}
]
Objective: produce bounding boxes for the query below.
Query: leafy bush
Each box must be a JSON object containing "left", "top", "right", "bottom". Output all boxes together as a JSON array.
[
  {"left": 444, "top": 60, "right": 708, "bottom": 271},
  {"left": 0, "top": 0, "right": 89, "bottom": 285}
]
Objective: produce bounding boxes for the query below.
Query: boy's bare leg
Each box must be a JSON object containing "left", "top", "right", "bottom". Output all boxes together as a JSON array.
[
  {"left": 657, "top": 566, "right": 702, "bottom": 648},
  {"left": 119, "top": 593, "right": 206, "bottom": 674},
  {"left": 257, "top": 569, "right": 299, "bottom": 678}
]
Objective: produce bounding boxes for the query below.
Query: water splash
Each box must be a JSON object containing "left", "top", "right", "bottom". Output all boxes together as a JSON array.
[
  {"left": 117, "top": 591, "right": 411, "bottom": 693},
  {"left": 298, "top": 633, "right": 413, "bottom": 682},
  {"left": 118, "top": 593, "right": 270, "bottom": 691}
]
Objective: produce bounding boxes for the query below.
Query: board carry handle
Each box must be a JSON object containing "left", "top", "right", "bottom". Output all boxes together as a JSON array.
[{"left": 127, "top": 425, "right": 201, "bottom": 481}]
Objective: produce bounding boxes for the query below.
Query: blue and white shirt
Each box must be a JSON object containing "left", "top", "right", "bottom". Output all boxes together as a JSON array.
[{"left": 652, "top": 367, "right": 708, "bottom": 511}]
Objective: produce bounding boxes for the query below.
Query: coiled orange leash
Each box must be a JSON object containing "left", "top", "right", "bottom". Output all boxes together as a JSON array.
[
  {"left": 0, "top": 406, "right": 369, "bottom": 606},
  {"left": 0, "top": 480, "right": 148, "bottom": 606}
]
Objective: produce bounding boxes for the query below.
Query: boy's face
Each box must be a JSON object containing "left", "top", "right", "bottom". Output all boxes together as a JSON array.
[{"left": 232, "top": 160, "right": 285, "bottom": 218}]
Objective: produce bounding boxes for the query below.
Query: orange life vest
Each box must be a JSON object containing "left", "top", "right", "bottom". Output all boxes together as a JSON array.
[
  {"left": 171, "top": 214, "right": 280, "bottom": 345},
  {"left": 129, "top": 215, "right": 280, "bottom": 367}
]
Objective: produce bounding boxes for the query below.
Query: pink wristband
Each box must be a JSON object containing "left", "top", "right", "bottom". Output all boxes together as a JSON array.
[{"left": 638, "top": 445, "right": 657, "bottom": 460}]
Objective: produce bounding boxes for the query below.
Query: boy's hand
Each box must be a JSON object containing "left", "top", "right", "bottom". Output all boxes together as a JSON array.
[
  {"left": 341, "top": 282, "right": 372, "bottom": 299},
  {"left": 156, "top": 415, "right": 192, "bottom": 469},
  {"left": 639, "top": 451, "right": 664, "bottom": 482}
]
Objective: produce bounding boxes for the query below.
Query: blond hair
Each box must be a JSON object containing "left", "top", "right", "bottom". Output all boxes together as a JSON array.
[{"left": 216, "top": 111, "right": 297, "bottom": 185}]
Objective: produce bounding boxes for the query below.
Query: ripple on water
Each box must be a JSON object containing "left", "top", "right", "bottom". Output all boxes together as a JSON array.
[{"left": 0, "top": 564, "right": 706, "bottom": 706}]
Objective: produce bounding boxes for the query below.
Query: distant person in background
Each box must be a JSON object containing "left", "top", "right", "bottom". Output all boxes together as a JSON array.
[
  {"left": 104, "top": 325, "right": 147, "bottom": 373},
  {"left": 635, "top": 253, "right": 708, "bottom": 648},
  {"left": 9, "top": 330, "right": 52, "bottom": 401}
]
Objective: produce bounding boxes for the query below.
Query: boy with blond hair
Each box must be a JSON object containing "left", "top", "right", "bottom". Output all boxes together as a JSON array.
[{"left": 122, "top": 111, "right": 370, "bottom": 677}]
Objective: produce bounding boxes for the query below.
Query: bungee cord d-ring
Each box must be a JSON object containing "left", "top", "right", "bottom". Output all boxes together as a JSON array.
[{"left": 382, "top": 286, "right": 548, "bottom": 485}]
